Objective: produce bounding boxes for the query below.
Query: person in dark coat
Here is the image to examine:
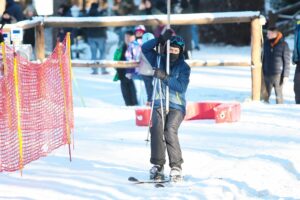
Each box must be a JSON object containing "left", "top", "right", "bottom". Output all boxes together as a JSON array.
[
  {"left": 57, "top": 4, "right": 73, "bottom": 43},
  {"left": 142, "top": 29, "right": 191, "bottom": 181},
  {"left": 262, "top": 27, "right": 290, "bottom": 104},
  {"left": 292, "top": 22, "right": 300, "bottom": 104},
  {"left": 171, "top": 0, "right": 192, "bottom": 59},
  {"left": 5, "top": 0, "right": 24, "bottom": 22},
  {"left": 112, "top": 0, "right": 136, "bottom": 45},
  {"left": 23, "top": 5, "right": 37, "bottom": 58},
  {"left": 86, "top": 2, "right": 108, "bottom": 75}
]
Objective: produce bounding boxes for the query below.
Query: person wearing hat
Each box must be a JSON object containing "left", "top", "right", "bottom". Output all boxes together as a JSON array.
[
  {"left": 142, "top": 29, "right": 191, "bottom": 181},
  {"left": 134, "top": 25, "right": 146, "bottom": 42},
  {"left": 262, "top": 27, "right": 291, "bottom": 104},
  {"left": 114, "top": 30, "right": 138, "bottom": 106},
  {"left": 124, "top": 25, "right": 147, "bottom": 105}
]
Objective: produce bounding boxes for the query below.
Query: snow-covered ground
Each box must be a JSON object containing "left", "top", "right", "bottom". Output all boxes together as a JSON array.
[{"left": 1, "top": 43, "right": 300, "bottom": 200}]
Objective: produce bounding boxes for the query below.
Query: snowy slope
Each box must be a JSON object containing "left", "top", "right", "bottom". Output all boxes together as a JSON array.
[{"left": 1, "top": 44, "right": 300, "bottom": 200}]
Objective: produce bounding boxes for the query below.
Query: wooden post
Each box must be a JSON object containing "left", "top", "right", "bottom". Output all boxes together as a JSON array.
[
  {"left": 250, "top": 17, "right": 263, "bottom": 101},
  {"left": 0, "top": 0, "right": 5, "bottom": 15},
  {"left": 35, "top": 23, "right": 45, "bottom": 61}
]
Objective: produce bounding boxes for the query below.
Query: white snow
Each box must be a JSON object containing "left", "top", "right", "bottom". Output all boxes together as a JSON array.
[{"left": 1, "top": 41, "right": 300, "bottom": 200}]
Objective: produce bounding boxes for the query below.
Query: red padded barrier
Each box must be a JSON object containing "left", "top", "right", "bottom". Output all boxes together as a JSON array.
[
  {"left": 213, "top": 103, "right": 241, "bottom": 123},
  {"left": 135, "top": 107, "right": 151, "bottom": 126},
  {"left": 184, "top": 102, "right": 221, "bottom": 120}
]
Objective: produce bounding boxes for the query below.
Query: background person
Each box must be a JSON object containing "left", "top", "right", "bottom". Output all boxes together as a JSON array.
[{"left": 262, "top": 27, "right": 290, "bottom": 104}]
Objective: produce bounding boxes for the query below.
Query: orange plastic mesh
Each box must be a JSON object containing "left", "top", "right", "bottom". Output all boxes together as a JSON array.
[{"left": 0, "top": 36, "right": 74, "bottom": 172}]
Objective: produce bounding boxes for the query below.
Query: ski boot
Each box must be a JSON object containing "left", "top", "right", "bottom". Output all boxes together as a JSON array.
[
  {"left": 149, "top": 165, "right": 164, "bottom": 181},
  {"left": 169, "top": 166, "right": 183, "bottom": 182}
]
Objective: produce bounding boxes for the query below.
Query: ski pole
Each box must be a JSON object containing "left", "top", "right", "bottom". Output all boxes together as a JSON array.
[
  {"left": 145, "top": 50, "right": 161, "bottom": 142},
  {"left": 145, "top": 76, "right": 158, "bottom": 142},
  {"left": 158, "top": 79, "right": 165, "bottom": 131}
]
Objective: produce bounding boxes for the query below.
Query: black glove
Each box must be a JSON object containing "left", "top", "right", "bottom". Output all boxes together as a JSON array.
[
  {"left": 157, "top": 29, "right": 173, "bottom": 46},
  {"left": 154, "top": 69, "right": 167, "bottom": 80}
]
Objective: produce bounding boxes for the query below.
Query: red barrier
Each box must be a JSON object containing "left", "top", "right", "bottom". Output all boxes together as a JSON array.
[
  {"left": 213, "top": 103, "right": 241, "bottom": 123},
  {"left": 184, "top": 102, "right": 221, "bottom": 120},
  {"left": 135, "top": 102, "right": 241, "bottom": 126},
  {"left": 135, "top": 107, "right": 151, "bottom": 126}
]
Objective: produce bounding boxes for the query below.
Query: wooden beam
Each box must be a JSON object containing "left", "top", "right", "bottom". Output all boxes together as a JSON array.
[
  {"left": 250, "top": 18, "right": 263, "bottom": 101},
  {"left": 15, "top": 19, "right": 42, "bottom": 30},
  {"left": 72, "top": 60, "right": 139, "bottom": 68},
  {"left": 43, "top": 11, "right": 261, "bottom": 28},
  {"left": 71, "top": 59, "right": 251, "bottom": 68},
  {"left": 2, "top": 18, "right": 42, "bottom": 30},
  {"left": 187, "top": 60, "right": 250, "bottom": 67}
]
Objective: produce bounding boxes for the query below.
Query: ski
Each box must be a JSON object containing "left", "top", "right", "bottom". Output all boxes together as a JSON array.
[
  {"left": 128, "top": 176, "right": 183, "bottom": 188},
  {"left": 128, "top": 176, "right": 170, "bottom": 185}
]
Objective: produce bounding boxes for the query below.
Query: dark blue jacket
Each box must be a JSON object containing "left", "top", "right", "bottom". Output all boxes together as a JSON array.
[
  {"left": 293, "top": 23, "right": 300, "bottom": 64},
  {"left": 5, "top": 0, "right": 24, "bottom": 21},
  {"left": 86, "top": 5, "right": 107, "bottom": 38},
  {"left": 142, "top": 38, "right": 190, "bottom": 114},
  {"left": 263, "top": 36, "right": 290, "bottom": 78}
]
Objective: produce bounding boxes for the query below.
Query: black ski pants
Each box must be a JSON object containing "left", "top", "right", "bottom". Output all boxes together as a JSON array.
[
  {"left": 264, "top": 75, "right": 284, "bottom": 104},
  {"left": 120, "top": 78, "right": 138, "bottom": 106},
  {"left": 150, "top": 108, "right": 184, "bottom": 168}
]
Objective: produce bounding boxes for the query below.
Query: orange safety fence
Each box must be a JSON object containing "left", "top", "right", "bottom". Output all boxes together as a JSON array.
[{"left": 0, "top": 34, "right": 74, "bottom": 173}]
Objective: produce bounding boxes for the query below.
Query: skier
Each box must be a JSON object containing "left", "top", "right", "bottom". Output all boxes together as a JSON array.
[{"left": 141, "top": 29, "right": 191, "bottom": 181}]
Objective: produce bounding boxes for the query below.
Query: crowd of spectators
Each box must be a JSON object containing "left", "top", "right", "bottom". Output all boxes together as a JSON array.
[{"left": 0, "top": 1, "right": 201, "bottom": 55}]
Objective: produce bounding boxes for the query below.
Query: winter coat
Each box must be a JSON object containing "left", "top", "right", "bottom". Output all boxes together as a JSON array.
[
  {"left": 292, "top": 22, "right": 300, "bottom": 64},
  {"left": 5, "top": 0, "right": 24, "bottom": 21},
  {"left": 172, "top": 0, "right": 192, "bottom": 52},
  {"left": 86, "top": 4, "right": 107, "bottom": 38},
  {"left": 139, "top": 53, "right": 153, "bottom": 76},
  {"left": 125, "top": 40, "right": 141, "bottom": 74},
  {"left": 142, "top": 38, "right": 191, "bottom": 114},
  {"left": 292, "top": 22, "right": 300, "bottom": 85},
  {"left": 112, "top": 0, "right": 136, "bottom": 16},
  {"left": 113, "top": 43, "right": 128, "bottom": 81},
  {"left": 263, "top": 33, "right": 290, "bottom": 78}
]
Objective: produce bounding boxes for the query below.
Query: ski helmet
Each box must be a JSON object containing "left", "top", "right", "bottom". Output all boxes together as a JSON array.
[
  {"left": 142, "top": 32, "right": 155, "bottom": 43},
  {"left": 170, "top": 35, "right": 185, "bottom": 53}
]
